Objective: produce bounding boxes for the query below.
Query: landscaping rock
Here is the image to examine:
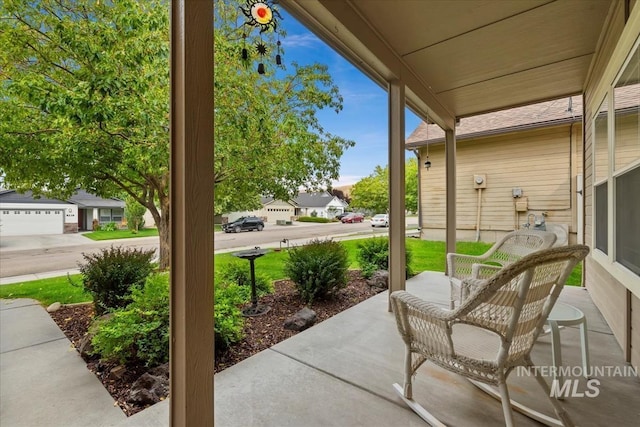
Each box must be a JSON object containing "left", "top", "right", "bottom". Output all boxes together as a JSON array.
[
  {"left": 78, "top": 313, "right": 113, "bottom": 360},
  {"left": 108, "top": 365, "right": 127, "bottom": 381},
  {"left": 284, "top": 307, "right": 317, "bottom": 331},
  {"left": 46, "top": 302, "right": 62, "bottom": 313},
  {"left": 366, "top": 270, "right": 389, "bottom": 291},
  {"left": 128, "top": 363, "right": 169, "bottom": 406}
]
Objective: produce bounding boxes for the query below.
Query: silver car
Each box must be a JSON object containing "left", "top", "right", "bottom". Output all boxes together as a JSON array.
[{"left": 370, "top": 214, "right": 389, "bottom": 227}]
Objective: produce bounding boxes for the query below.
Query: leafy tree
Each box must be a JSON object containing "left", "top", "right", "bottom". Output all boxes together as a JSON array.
[
  {"left": 350, "top": 158, "right": 418, "bottom": 213},
  {"left": 0, "top": 0, "right": 353, "bottom": 269},
  {"left": 1, "top": 0, "right": 171, "bottom": 266},
  {"left": 213, "top": 1, "right": 354, "bottom": 214}
]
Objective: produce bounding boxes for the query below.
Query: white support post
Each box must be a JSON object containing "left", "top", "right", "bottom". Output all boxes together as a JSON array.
[{"left": 388, "top": 79, "right": 406, "bottom": 311}]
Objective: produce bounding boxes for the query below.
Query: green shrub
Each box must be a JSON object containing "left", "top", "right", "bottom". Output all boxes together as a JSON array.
[
  {"left": 91, "top": 273, "right": 170, "bottom": 367},
  {"left": 214, "top": 282, "right": 245, "bottom": 350},
  {"left": 79, "top": 245, "right": 156, "bottom": 314},
  {"left": 297, "top": 216, "right": 331, "bottom": 223},
  {"left": 125, "top": 196, "right": 147, "bottom": 232},
  {"left": 356, "top": 237, "right": 413, "bottom": 279},
  {"left": 217, "top": 261, "right": 273, "bottom": 300},
  {"left": 284, "top": 238, "right": 349, "bottom": 303},
  {"left": 101, "top": 221, "right": 118, "bottom": 232}
]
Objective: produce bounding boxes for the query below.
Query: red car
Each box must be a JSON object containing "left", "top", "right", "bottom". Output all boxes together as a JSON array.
[{"left": 341, "top": 212, "right": 364, "bottom": 223}]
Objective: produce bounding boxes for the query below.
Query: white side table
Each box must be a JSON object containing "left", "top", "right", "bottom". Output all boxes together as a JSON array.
[{"left": 543, "top": 302, "right": 590, "bottom": 387}]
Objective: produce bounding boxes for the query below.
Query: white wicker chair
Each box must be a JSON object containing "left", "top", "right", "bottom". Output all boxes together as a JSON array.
[
  {"left": 447, "top": 229, "right": 557, "bottom": 309},
  {"left": 391, "top": 245, "right": 590, "bottom": 427}
]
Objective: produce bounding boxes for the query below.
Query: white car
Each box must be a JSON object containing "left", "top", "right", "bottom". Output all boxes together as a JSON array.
[{"left": 370, "top": 214, "right": 389, "bottom": 227}]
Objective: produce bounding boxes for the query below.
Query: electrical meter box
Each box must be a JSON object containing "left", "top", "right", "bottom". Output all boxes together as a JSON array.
[
  {"left": 515, "top": 197, "right": 528, "bottom": 212},
  {"left": 473, "top": 174, "right": 487, "bottom": 189}
]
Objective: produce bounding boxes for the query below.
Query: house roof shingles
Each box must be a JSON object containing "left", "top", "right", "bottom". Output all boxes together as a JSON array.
[
  {"left": 406, "top": 86, "right": 638, "bottom": 148},
  {"left": 0, "top": 189, "right": 124, "bottom": 208}
]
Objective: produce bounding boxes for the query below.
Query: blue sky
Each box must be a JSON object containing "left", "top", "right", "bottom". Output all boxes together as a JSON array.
[{"left": 278, "top": 10, "right": 422, "bottom": 186}]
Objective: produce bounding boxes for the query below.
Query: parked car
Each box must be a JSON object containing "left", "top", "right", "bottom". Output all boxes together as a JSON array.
[
  {"left": 222, "top": 216, "right": 264, "bottom": 233},
  {"left": 341, "top": 212, "right": 365, "bottom": 223},
  {"left": 370, "top": 214, "right": 389, "bottom": 227},
  {"left": 335, "top": 212, "right": 349, "bottom": 220}
]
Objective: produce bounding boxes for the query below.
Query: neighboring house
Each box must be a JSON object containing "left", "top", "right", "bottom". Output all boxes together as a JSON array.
[
  {"left": 222, "top": 197, "right": 297, "bottom": 223},
  {"left": 293, "top": 191, "right": 347, "bottom": 219},
  {"left": 406, "top": 95, "right": 585, "bottom": 244},
  {"left": 219, "top": 191, "right": 349, "bottom": 223},
  {"left": 0, "top": 189, "right": 125, "bottom": 236}
]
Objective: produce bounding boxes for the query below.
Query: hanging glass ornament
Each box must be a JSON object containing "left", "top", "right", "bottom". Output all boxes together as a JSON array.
[{"left": 276, "top": 39, "right": 282, "bottom": 65}]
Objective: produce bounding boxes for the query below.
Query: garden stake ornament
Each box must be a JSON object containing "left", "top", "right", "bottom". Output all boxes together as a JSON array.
[{"left": 240, "top": 0, "right": 282, "bottom": 74}]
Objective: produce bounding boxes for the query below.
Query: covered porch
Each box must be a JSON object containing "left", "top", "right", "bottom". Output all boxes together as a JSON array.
[
  {"left": 129, "top": 271, "right": 638, "bottom": 426},
  {"left": 170, "top": 0, "right": 639, "bottom": 424}
]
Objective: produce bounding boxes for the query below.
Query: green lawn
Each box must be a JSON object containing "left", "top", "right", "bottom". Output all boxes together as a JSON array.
[
  {"left": 83, "top": 228, "right": 159, "bottom": 240},
  {"left": 0, "top": 274, "right": 90, "bottom": 306},
  {"left": 0, "top": 238, "right": 582, "bottom": 305}
]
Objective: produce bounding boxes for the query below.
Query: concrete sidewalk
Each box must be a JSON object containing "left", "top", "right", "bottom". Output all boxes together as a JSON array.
[{"left": 0, "top": 298, "right": 126, "bottom": 427}]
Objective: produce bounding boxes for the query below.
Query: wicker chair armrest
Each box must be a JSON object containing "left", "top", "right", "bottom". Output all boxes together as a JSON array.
[
  {"left": 390, "top": 291, "right": 456, "bottom": 355},
  {"left": 471, "top": 263, "right": 502, "bottom": 280},
  {"left": 447, "top": 252, "right": 489, "bottom": 280}
]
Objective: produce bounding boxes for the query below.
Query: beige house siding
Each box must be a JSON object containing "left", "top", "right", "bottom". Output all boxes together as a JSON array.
[
  {"left": 419, "top": 124, "right": 582, "bottom": 243},
  {"left": 584, "top": 3, "right": 640, "bottom": 364}
]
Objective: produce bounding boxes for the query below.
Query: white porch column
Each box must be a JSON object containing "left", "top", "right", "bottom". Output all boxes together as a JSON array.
[
  {"left": 170, "top": 0, "right": 214, "bottom": 425},
  {"left": 388, "top": 79, "right": 406, "bottom": 310},
  {"left": 445, "top": 128, "right": 457, "bottom": 269}
]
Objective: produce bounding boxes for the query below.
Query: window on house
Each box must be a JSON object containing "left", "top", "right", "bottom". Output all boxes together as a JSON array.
[
  {"left": 613, "top": 44, "right": 640, "bottom": 276},
  {"left": 99, "top": 208, "right": 111, "bottom": 223},
  {"left": 111, "top": 208, "right": 123, "bottom": 222},
  {"left": 594, "top": 98, "right": 609, "bottom": 254}
]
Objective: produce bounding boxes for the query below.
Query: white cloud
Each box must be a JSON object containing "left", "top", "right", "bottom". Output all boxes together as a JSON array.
[
  {"left": 331, "top": 175, "right": 363, "bottom": 187},
  {"left": 282, "top": 33, "right": 321, "bottom": 49}
]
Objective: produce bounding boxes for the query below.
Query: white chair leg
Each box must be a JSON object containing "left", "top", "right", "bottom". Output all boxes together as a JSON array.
[
  {"left": 498, "top": 382, "right": 515, "bottom": 427},
  {"left": 549, "top": 319, "right": 563, "bottom": 387},
  {"left": 579, "top": 318, "right": 590, "bottom": 378},
  {"left": 403, "top": 346, "right": 413, "bottom": 399},
  {"left": 530, "top": 364, "right": 575, "bottom": 427}
]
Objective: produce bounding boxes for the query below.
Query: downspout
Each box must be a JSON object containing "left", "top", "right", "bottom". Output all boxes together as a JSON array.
[
  {"left": 412, "top": 149, "right": 423, "bottom": 232},
  {"left": 475, "top": 187, "right": 482, "bottom": 242}
]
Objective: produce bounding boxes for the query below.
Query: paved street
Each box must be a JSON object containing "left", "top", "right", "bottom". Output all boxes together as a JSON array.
[{"left": 0, "top": 218, "right": 418, "bottom": 279}]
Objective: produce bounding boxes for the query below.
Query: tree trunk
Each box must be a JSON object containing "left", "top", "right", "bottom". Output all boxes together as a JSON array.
[
  {"left": 147, "top": 196, "right": 170, "bottom": 270},
  {"left": 156, "top": 199, "right": 170, "bottom": 270}
]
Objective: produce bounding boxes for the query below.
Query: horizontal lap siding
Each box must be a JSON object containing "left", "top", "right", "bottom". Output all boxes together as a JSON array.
[{"left": 420, "top": 125, "right": 579, "bottom": 238}]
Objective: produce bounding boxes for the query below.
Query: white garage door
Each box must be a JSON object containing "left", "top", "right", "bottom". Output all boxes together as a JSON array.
[{"left": 0, "top": 209, "right": 64, "bottom": 236}]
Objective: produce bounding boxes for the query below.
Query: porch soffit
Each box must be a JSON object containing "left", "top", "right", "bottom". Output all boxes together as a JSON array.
[{"left": 281, "top": 0, "right": 614, "bottom": 128}]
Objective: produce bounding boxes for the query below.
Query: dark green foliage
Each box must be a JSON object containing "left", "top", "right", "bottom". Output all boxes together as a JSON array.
[
  {"left": 297, "top": 216, "right": 332, "bottom": 223},
  {"left": 284, "top": 239, "right": 349, "bottom": 303},
  {"left": 356, "top": 237, "right": 413, "bottom": 279},
  {"left": 214, "top": 282, "right": 245, "bottom": 350},
  {"left": 218, "top": 261, "right": 273, "bottom": 300},
  {"left": 79, "top": 245, "right": 156, "bottom": 314},
  {"left": 91, "top": 273, "right": 169, "bottom": 367}
]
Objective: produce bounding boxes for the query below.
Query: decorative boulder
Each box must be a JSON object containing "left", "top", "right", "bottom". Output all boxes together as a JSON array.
[
  {"left": 284, "top": 307, "right": 317, "bottom": 332},
  {"left": 128, "top": 363, "right": 169, "bottom": 405},
  {"left": 367, "top": 270, "right": 389, "bottom": 291},
  {"left": 46, "top": 302, "right": 62, "bottom": 313}
]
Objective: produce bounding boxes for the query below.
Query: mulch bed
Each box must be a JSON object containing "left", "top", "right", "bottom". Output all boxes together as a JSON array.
[{"left": 50, "top": 270, "right": 380, "bottom": 416}]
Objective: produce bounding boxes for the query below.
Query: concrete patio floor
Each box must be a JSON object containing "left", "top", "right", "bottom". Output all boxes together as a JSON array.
[{"left": 124, "top": 271, "right": 639, "bottom": 427}]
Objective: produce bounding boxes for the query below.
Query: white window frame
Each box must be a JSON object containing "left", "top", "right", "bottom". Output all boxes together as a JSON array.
[{"left": 591, "top": 36, "right": 640, "bottom": 294}]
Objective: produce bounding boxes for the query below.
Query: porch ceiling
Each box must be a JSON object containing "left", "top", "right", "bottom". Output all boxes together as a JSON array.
[{"left": 280, "top": 0, "right": 614, "bottom": 130}]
